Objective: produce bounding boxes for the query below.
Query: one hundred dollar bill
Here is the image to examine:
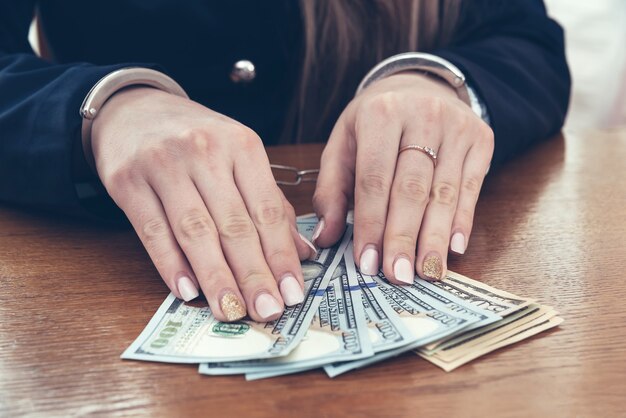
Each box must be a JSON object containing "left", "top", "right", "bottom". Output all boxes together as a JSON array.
[
  {"left": 199, "top": 252, "right": 373, "bottom": 377},
  {"left": 324, "top": 269, "right": 501, "bottom": 377},
  {"left": 419, "top": 315, "right": 564, "bottom": 372},
  {"left": 121, "top": 224, "right": 352, "bottom": 364},
  {"left": 423, "top": 271, "right": 535, "bottom": 352}
]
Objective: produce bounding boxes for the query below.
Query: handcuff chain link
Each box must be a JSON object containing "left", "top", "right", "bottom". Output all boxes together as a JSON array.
[{"left": 270, "top": 164, "right": 319, "bottom": 186}]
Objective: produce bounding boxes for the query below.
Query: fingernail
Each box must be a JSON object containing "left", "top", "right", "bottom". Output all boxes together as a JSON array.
[
  {"left": 177, "top": 275, "right": 199, "bottom": 302},
  {"left": 312, "top": 218, "right": 325, "bottom": 243},
  {"left": 220, "top": 291, "right": 247, "bottom": 322},
  {"left": 450, "top": 232, "right": 466, "bottom": 254},
  {"left": 299, "top": 233, "right": 318, "bottom": 260},
  {"left": 393, "top": 257, "right": 414, "bottom": 284},
  {"left": 279, "top": 275, "right": 305, "bottom": 306},
  {"left": 360, "top": 245, "right": 379, "bottom": 275},
  {"left": 255, "top": 293, "right": 283, "bottom": 320},
  {"left": 423, "top": 254, "right": 443, "bottom": 280}
]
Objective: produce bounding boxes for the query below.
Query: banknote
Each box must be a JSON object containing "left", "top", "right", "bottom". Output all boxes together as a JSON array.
[
  {"left": 420, "top": 304, "right": 541, "bottom": 356},
  {"left": 422, "top": 272, "right": 535, "bottom": 352},
  {"left": 239, "top": 246, "right": 415, "bottom": 380},
  {"left": 121, "top": 224, "right": 352, "bottom": 364},
  {"left": 426, "top": 305, "right": 557, "bottom": 362},
  {"left": 199, "top": 252, "right": 373, "bottom": 376},
  {"left": 324, "top": 270, "right": 501, "bottom": 377},
  {"left": 353, "top": 266, "right": 416, "bottom": 354},
  {"left": 419, "top": 315, "right": 564, "bottom": 372}
]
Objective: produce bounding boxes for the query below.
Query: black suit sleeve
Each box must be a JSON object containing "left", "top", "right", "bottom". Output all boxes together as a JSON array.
[
  {"left": 434, "top": 0, "right": 571, "bottom": 167},
  {"left": 0, "top": 1, "right": 158, "bottom": 217}
]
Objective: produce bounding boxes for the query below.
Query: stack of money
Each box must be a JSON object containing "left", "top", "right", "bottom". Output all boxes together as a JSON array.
[{"left": 122, "top": 219, "right": 562, "bottom": 379}]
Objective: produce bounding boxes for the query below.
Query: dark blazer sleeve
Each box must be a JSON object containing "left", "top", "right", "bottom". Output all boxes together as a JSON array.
[
  {"left": 0, "top": 1, "right": 158, "bottom": 218},
  {"left": 434, "top": 0, "right": 571, "bottom": 167}
]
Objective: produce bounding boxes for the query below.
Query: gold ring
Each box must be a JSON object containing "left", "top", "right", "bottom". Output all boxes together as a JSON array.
[{"left": 398, "top": 144, "right": 438, "bottom": 167}]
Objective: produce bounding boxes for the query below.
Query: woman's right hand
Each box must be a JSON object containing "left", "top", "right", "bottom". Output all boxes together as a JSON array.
[{"left": 90, "top": 87, "right": 315, "bottom": 322}]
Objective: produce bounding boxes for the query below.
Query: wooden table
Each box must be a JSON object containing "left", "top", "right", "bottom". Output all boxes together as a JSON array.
[{"left": 1, "top": 130, "right": 625, "bottom": 417}]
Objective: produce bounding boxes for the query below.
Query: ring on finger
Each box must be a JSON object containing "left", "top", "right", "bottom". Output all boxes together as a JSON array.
[{"left": 398, "top": 144, "right": 438, "bottom": 167}]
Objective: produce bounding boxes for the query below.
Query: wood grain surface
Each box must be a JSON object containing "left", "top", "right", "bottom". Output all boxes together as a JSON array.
[{"left": 1, "top": 130, "right": 625, "bottom": 417}]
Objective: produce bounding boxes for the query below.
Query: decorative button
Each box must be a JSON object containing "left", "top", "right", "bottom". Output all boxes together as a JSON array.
[{"left": 230, "top": 60, "right": 256, "bottom": 83}]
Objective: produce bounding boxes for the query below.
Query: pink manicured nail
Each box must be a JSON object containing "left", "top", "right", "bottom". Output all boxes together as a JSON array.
[
  {"left": 279, "top": 275, "right": 305, "bottom": 306},
  {"left": 299, "top": 233, "right": 318, "bottom": 260},
  {"left": 450, "top": 232, "right": 466, "bottom": 255},
  {"left": 312, "top": 218, "right": 325, "bottom": 243},
  {"left": 393, "top": 257, "right": 414, "bottom": 284},
  {"left": 360, "top": 245, "right": 379, "bottom": 275},
  {"left": 177, "top": 276, "right": 199, "bottom": 302},
  {"left": 254, "top": 293, "right": 283, "bottom": 320}
]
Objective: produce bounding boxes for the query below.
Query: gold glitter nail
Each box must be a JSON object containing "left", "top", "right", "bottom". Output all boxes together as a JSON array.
[
  {"left": 423, "top": 255, "right": 443, "bottom": 280},
  {"left": 220, "top": 292, "right": 247, "bottom": 322}
]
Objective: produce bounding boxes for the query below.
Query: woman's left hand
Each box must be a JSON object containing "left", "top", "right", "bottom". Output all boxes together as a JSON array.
[{"left": 313, "top": 72, "right": 494, "bottom": 283}]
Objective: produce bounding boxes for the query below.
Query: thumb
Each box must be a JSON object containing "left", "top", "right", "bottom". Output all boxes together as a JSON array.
[{"left": 312, "top": 120, "right": 355, "bottom": 248}]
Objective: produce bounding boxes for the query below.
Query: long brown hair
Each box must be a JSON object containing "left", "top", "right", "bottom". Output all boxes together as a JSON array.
[{"left": 285, "top": 0, "right": 461, "bottom": 143}]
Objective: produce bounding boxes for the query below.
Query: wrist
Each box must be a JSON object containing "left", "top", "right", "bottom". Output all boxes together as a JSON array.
[
  {"left": 90, "top": 86, "right": 161, "bottom": 157},
  {"left": 371, "top": 72, "right": 459, "bottom": 100},
  {"left": 80, "top": 67, "right": 188, "bottom": 174}
]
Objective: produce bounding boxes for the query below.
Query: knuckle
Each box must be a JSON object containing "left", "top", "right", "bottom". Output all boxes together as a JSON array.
[
  {"left": 361, "top": 93, "right": 398, "bottom": 119},
  {"left": 431, "top": 181, "right": 458, "bottom": 207},
  {"left": 104, "top": 164, "right": 141, "bottom": 194},
  {"left": 266, "top": 248, "right": 295, "bottom": 266},
  {"left": 479, "top": 122, "right": 495, "bottom": 142},
  {"left": 178, "top": 210, "right": 213, "bottom": 240},
  {"left": 358, "top": 216, "right": 386, "bottom": 232},
  {"left": 456, "top": 207, "right": 475, "bottom": 227},
  {"left": 237, "top": 269, "right": 271, "bottom": 288},
  {"left": 396, "top": 175, "right": 430, "bottom": 205},
  {"left": 141, "top": 218, "right": 170, "bottom": 247},
  {"left": 142, "top": 142, "right": 180, "bottom": 168},
  {"left": 478, "top": 123, "right": 495, "bottom": 152},
  {"left": 427, "top": 230, "right": 450, "bottom": 247},
  {"left": 462, "top": 176, "right": 483, "bottom": 195},
  {"left": 253, "top": 200, "right": 286, "bottom": 227},
  {"left": 389, "top": 231, "right": 417, "bottom": 249},
  {"left": 230, "top": 124, "right": 262, "bottom": 150},
  {"left": 218, "top": 214, "right": 256, "bottom": 240},
  {"left": 179, "top": 127, "right": 215, "bottom": 156},
  {"left": 358, "top": 171, "right": 389, "bottom": 196}
]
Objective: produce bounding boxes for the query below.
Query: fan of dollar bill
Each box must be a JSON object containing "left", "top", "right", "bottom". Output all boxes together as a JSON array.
[{"left": 122, "top": 217, "right": 563, "bottom": 380}]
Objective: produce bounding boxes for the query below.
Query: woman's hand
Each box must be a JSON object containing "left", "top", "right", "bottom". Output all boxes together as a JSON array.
[
  {"left": 313, "top": 73, "right": 494, "bottom": 283},
  {"left": 91, "top": 87, "right": 315, "bottom": 321}
]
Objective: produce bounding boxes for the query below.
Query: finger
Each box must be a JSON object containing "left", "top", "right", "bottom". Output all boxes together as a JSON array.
[
  {"left": 279, "top": 187, "right": 316, "bottom": 260},
  {"left": 234, "top": 142, "right": 306, "bottom": 307},
  {"left": 415, "top": 125, "right": 470, "bottom": 281},
  {"left": 148, "top": 170, "right": 248, "bottom": 323},
  {"left": 450, "top": 126, "right": 493, "bottom": 255},
  {"left": 352, "top": 97, "right": 403, "bottom": 275},
  {"left": 312, "top": 114, "right": 354, "bottom": 248},
  {"left": 192, "top": 167, "right": 285, "bottom": 322},
  {"left": 113, "top": 180, "right": 200, "bottom": 303},
  {"left": 382, "top": 126, "right": 436, "bottom": 285}
]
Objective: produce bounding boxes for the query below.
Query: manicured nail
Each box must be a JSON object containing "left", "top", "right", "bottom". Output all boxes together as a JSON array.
[
  {"left": 220, "top": 291, "right": 247, "bottom": 322},
  {"left": 255, "top": 293, "right": 283, "bottom": 320},
  {"left": 360, "top": 245, "right": 379, "bottom": 275},
  {"left": 279, "top": 275, "right": 305, "bottom": 306},
  {"left": 312, "top": 218, "right": 325, "bottom": 243},
  {"left": 423, "top": 254, "right": 443, "bottom": 280},
  {"left": 299, "top": 233, "right": 318, "bottom": 260},
  {"left": 450, "top": 232, "right": 466, "bottom": 254},
  {"left": 177, "top": 275, "right": 199, "bottom": 302},
  {"left": 393, "top": 257, "right": 414, "bottom": 284}
]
